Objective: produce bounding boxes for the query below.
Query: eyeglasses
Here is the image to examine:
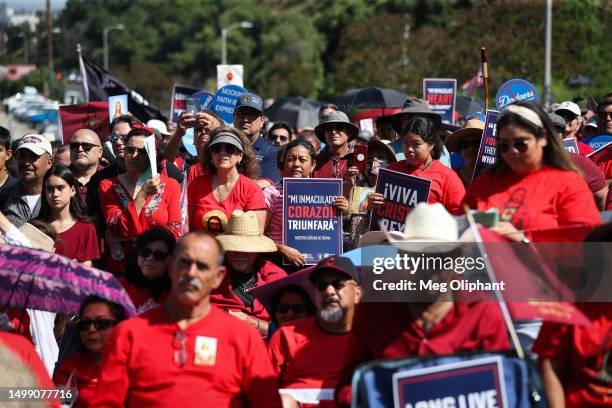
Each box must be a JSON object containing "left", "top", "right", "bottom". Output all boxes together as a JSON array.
[
  {"left": 459, "top": 140, "right": 481, "bottom": 150},
  {"left": 323, "top": 124, "right": 347, "bottom": 133},
  {"left": 125, "top": 146, "right": 147, "bottom": 156},
  {"left": 277, "top": 303, "right": 306, "bottom": 314},
  {"left": 496, "top": 139, "right": 533, "bottom": 154},
  {"left": 599, "top": 111, "right": 612, "bottom": 120},
  {"left": 173, "top": 331, "right": 187, "bottom": 368},
  {"left": 76, "top": 319, "right": 118, "bottom": 332},
  {"left": 110, "top": 134, "right": 127, "bottom": 144},
  {"left": 210, "top": 143, "right": 241, "bottom": 155},
  {"left": 70, "top": 142, "right": 100, "bottom": 152},
  {"left": 270, "top": 134, "right": 289, "bottom": 143},
  {"left": 313, "top": 279, "right": 354, "bottom": 292},
  {"left": 139, "top": 247, "right": 169, "bottom": 262}
]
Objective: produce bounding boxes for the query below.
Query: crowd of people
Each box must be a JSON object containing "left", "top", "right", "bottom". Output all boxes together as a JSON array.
[{"left": 0, "top": 89, "right": 610, "bottom": 408}]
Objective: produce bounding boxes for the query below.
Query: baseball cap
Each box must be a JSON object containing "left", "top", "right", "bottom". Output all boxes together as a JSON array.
[
  {"left": 309, "top": 256, "right": 359, "bottom": 284},
  {"left": 234, "top": 93, "right": 264, "bottom": 114},
  {"left": 547, "top": 112, "right": 566, "bottom": 132},
  {"left": 16, "top": 134, "right": 52, "bottom": 156},
  {"left": 554, "top": 101, "right": 581, "bottom": 117}
]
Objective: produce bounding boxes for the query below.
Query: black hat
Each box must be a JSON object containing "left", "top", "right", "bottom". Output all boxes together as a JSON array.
[{"left": 309, "top": 256, "right": 359, "bottom": 284}]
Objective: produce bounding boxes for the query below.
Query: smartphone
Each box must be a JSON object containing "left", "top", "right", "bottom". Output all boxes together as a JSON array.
[
  {"left": 353, "top": 145, "right": 368, "bottom": 173},
  {"left": 471, "top": 209, "right": 499, "bottom": 228},
  {"left": 185, "top": 98, "right": 200, "bottom": 114}
]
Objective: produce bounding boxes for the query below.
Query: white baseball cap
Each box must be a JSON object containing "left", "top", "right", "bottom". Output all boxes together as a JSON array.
[
  {"left": 554, "top": 101, "right": 581, "bottom": 117},
  {"left": 147, "top": 119, "right": 171, "bottom": 136},
  {"left": 16, "top": 133, "right": 53, "bottom": 156}
]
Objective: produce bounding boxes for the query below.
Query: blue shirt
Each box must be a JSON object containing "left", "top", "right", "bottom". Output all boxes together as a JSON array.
[{"left": 252, "top": 134, "right": 280, "bottom": 182}]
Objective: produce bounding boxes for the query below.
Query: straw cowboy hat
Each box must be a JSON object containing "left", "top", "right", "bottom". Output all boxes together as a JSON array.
[
  {"left": 19, "top": 223, "right": 55, "bottom": 253},
  {"left": 216, "top": 210, "right": 277, "bottom": 253},
  {"left": 445, "top": 118, "right": 485, "bottom": 153},
  {"left": 381, "top": 203, "right": 461, "bottom": 253}
]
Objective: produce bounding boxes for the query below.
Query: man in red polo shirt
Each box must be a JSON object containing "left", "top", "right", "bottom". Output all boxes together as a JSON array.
[
  {"left": 91, "top": 232, "right": 281, "bottom": 407},
  {"left": 268, "top": 256, "right": 363, "bottom": 407},
  {"left": 312, "top": 111, "right": 359, "bottom": 180}
]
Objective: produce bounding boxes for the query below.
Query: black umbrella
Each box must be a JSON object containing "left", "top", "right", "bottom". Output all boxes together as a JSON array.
[
  {"left": 456, "top": 96, "right": 483, "bottom": 117},
  {"left": 333, "top": 87, "right": 408, "bottom": 110},
  {"left": 264, "top": 96, "right": 324, "bottom": 130}
]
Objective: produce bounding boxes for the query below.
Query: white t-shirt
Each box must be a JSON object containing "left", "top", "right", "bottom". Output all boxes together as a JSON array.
[{"left": 24, "top": 194, "right": 40, "bottom": 213}]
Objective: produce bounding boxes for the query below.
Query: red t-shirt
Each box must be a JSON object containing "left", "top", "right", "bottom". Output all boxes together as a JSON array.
[
  {"left": 578, "top": 140, "right": 594, "bottom": 156},
  {"left": 532, "top": 302, "right": 612, "bottom": 408},
  {"left": 269, "top": 317, "right": 359, "bottom": 407},
  {"left": 188, "top": 173, "right": 266, "bottom": 234},
  {"left": 53, "top": 350, "right": 100, "bottom": 408},
  {"left": 570, "top": 153, "right": 607, "bottom": 193},
  {"left": 117, "top": 277, "right": 168, "bottom": 315},
  {"left": 186, "top": 162, "right": 207, "bottom": 186},
  {"left": 0, "top": 332, "right": 59, "bottom": 407},
  {"left": 54, "top": 220, "right": 100, "bottom": 262},
  {"left": 386, "top": 159, "right": 466, "bottom": 215},
  {"left": 335, "top": 302, "right": 510, "bottom": 406},
  {"left": 466, "top": 166, "right": 600, "bottom": 233},
  {"left": 90, "top": 306, "right": 281, "bottom": 408},
  {"left": 211, "top": 260, "right": 287, "bottom": 321},
  {"left": 312, "top": 149, "right": 350, "bottom": 179},
  {"left": 99, "top": 175, "right": 182, "bottom": 273}
]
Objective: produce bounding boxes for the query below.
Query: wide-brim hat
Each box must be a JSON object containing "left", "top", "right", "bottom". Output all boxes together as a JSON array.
[
  {"left": 391, "top": 97, "right": 442, "bottom": 134},
  {"left": 216, "top": 210, "right": 277, "bottom": 253},
  {"left": 314, "top": 111, "right": 360, "bottom": 142},
  {"left": 366, "top": 140, "right": 397, "bottom": 163},
  {"left": 446, "top": 118, "right": 485, "bottom": 153},
  {"left": 381, "top": 203, "right": 461, "bottom": 254},
  {"left": 19, "top": 223, "right": 55, "bottom": 253}
]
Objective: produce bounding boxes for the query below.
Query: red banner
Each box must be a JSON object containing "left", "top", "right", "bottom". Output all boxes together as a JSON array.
[{"left": 59, "top": 101, "right": 110, "bottom": 144}]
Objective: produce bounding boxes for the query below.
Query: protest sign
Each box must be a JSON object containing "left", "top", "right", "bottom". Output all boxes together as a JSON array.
[
  {"left": 471, "top": 110, "right": 499, "bottom": 181},
  {"left": 369, "top": 168, "right": 431, "bottom": 232},
  {"left": 59, "top": 101, "right": 110, "bottom": 143},
  {"left": 211, "top": 84, "right": 248, "bottom": 125},
  {"left": 562, "top": 138, "right": 579, "bottom": 154},
  {"left": 144, "top": 135, "right": 157, "bottom": 177},
  {"left": 495, "top": 79, "right": 539, "bottom": 110},
  {"left": 217, "top": 64, "right": 244, "bottom": 88},
  {"left": 191, "top": 90, "right": 214, "bottom": 111},
  {"left": 283, "top": 178, "right": 343, "bottom": 264},
  {"left": 423, "top": 78, "right": 457, "bottom": 124},
  {"left": 170, "top": 84, "right": 203, "bottom": 125},
  {"left": 587, "top": 141, "right": 612, "bottom": 164},
  {"left": 108, "top": 94, "right": 127, "bottom": 123},
  {"left": 393, "top": 356, "right": 508, "bottom": 408}
]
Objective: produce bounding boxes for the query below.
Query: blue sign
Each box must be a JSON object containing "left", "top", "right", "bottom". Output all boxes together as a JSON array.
[
  {"left": 495, "top": 79, "right": 539, "bottom": 110},
  {"left": 283, "top": 178, "right": 343, "bottom": 264},
  {"left": 562, "top": 138, "right": 579, "bottom": 154},
  {"left": 211, "top": 84, "right": 247, "bottom": 125},
  {"left": 423, "top": 78, "right": 457, "bottom": 124},
  {"left": 582, "top": 134, "right": 612, "bottom": 151},
  {"left": 393, "top": 357, "right": 508, "bottom": 408},
  {"left": 472, "top": 110, "right": 499, "bottom": 181},
  {"left": 191, "top": 90, "right": 214, "bottom": 111},
  {"left": 369, "top": 168, "right": 431, "bottom": 232}
]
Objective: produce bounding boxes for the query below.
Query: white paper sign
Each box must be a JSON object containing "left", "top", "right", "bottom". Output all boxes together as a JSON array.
[{"left": 217, "top": 65, "right": 244, "bottom": 88}]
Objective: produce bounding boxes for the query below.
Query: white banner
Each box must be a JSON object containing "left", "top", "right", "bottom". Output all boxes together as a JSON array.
[{"left": 217, "top": 65, "right": 244, "bottom": 88}]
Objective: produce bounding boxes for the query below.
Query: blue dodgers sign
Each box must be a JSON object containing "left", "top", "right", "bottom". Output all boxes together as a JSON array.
[
  {"left": 563, "top": 138, "right": 579, "bottom": 154},
  {"left": 369, "top": 168, "right": 431, "bottom": 232},
  {"left": 191, "top": 90, "right": 214, "bottom": 111},
  {"left": 423, "top": 78, "right": 457, "bottom": 124},
  {"left": 393, "top": 357, "right": 508, "bottom": 408},
  {"left": 471, "top": 110, "right": 499, "bottom": 181},
  {"left": 495, "top": 79, "right": 539, "bottom": 110},
  {"left": 283, "top": 178, "right": 343, "bottom": 264},
  {"left": 211, "top": 84, "right": 247, "bottom": 125}
]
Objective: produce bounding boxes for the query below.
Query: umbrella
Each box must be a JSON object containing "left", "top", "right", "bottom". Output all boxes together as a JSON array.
[
  {"left": 333, "top": 87, "right": 407, "bottom": 110},
  {"left": 0, "top": 245, "right": 137, "bottom": 316},
  {"left": 455, "top": 96, "right": 483, "bottom": 117},
  {"left": 264, "top": 96, "right": 324, "bottom": 130}
]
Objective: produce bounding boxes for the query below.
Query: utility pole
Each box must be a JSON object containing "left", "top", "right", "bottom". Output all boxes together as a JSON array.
[
  {"left": 46, "top": 0, "right": 53, "bottom": 98},
  {"left": 543, "top": 0, "right": 552, "bottom": 109}
]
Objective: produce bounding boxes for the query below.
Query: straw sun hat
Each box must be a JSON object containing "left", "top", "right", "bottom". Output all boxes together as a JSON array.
[{"left": 216, "top": 210, "right": 277, "bottom": 253}]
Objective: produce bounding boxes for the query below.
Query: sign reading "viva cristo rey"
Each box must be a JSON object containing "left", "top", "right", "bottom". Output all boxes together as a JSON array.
[{"left": 495, "top": 79, "right": 539, "bottom": 110}]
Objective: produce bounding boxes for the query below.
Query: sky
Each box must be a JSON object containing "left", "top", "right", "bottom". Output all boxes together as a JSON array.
[{"left": 2, "top": 0, "right": 66, "bottom": 12}]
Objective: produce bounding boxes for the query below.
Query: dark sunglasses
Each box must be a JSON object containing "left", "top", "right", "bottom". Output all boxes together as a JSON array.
[
  {"left": 125, "top": 146, "right": 148, "bottom": 156},
  {"left": 496, "top": 139, "right": 531, "bottom": 154},
  {"left": 110, "top": 134, "right": 127, "bottom": 144},
  {"left": 270, "top": 134, "right": 289, "bottom": 142},
  {"left": 77, "top": 319, "right": 118, "bottom": 332},
  {"left": 277, "top": 303, "right": 306, "bottom": 314},
  {"left": 599, "top": 111, "right": 612, "bottom": 119},
  {"left": 70, "top": 142, "right": 99, "bottom": 152},
  {"left": 210, "top": 143, "right": 241, "bottom": 155},
  {"left": 323, "top": 124, "right": 347, "bottom": 133},
  {"left": 139, "top": 247, "right": 169, "bottom": 261},
  {"left": 459, "top": 140, "right": 481, "bottom": 150},
  {"left": 314, "top": 279, "right": 352, "bottom": 292}
]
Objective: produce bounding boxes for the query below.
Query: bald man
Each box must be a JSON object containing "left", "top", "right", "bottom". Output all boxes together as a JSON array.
[{"left": 70, "top": 128, "right": 104, "bottom": 204}]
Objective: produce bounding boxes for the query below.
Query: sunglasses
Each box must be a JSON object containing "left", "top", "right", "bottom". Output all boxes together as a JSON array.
[
  {"left": 173, "top": 331, "right": 186, "bottom": 368},
  {"left": 210, "top": 143, "right": 241, "bottom": 155},
  {"left": 110, "top": 134, "right": 127, "bottom": 144},
  {"left": 125, "top": 146, "right": 148, "bottom": 156},
  {"left": 70, "top": 142, "right": 100, "bottom": 152},
  {"left": 496, "top": 139, "right": 531, "bottom": 154},
  {"left": 314, "top": 279, "right": 353, "bottom": 292},
  {"left": 323, "top": 124, "right": 348, "bottom": 133},
  {"left": 459, "top": 140, "right": 481, "bottom": 150},
  {"left": 77, "top": 319, "right": 118, "bottom": 332},
  {"left": 599, "top": 111, "right": 612, "bottom": 119},
  {"left": 139, "top": 247, "right": 169, "bottom": 262},
  {"left": 277, "top": 303, "right": 306, "bottom": 314},
  {"left": 270, "top": 134, "right": 289, "bottom": 142}
]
